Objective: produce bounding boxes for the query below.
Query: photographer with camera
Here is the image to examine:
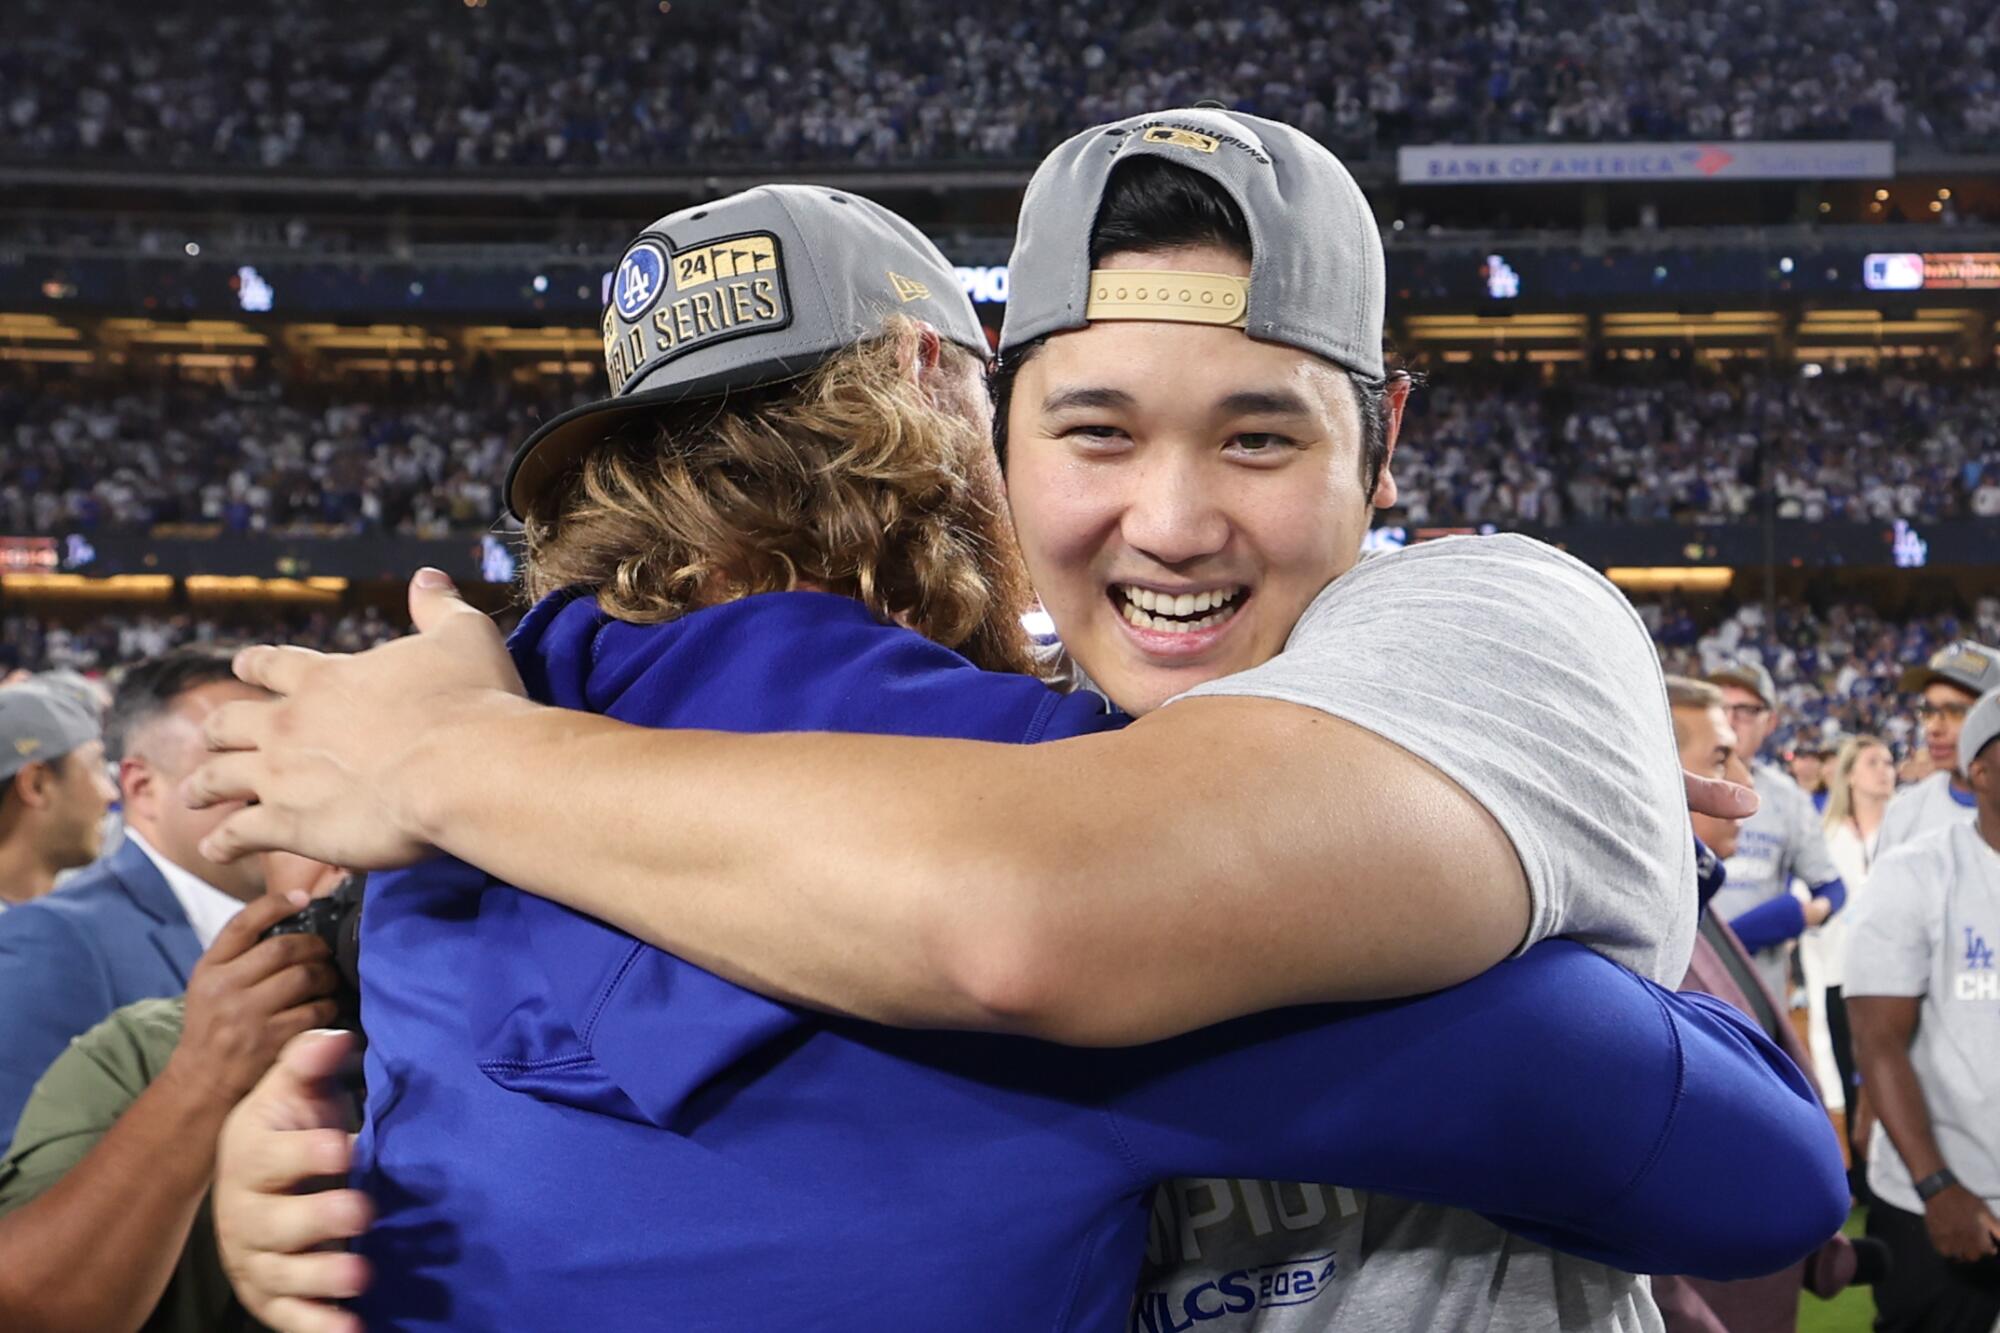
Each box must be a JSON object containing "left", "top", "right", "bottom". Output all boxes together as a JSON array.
[{"left": 0, "top": 853, "right": 347, "bottom": 1333}]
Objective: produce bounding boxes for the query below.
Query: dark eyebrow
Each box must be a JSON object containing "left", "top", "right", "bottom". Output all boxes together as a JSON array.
[
  {"left": 1217, "top": 388, "right": 1317, "bottom": 418},
  {"left": 1041, "top": 386, "right": 1136, "bottom": 414}
]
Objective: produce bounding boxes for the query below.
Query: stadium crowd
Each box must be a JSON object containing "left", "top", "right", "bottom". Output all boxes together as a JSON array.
[
  {"left": 0, "top": 375, "right": 588, "bottom": 537},
  {"left": 0, "top": 609, "right": 404, "bottom": 676},
  {"left": 5, "top": 366, "right": 1994, "bottom": 536},
  {"left": 1651, "top": 595, "right": 2000, "bottom": 766},
  {"left": 4, "top": 0, "right": 1998, "bottom": 172}
]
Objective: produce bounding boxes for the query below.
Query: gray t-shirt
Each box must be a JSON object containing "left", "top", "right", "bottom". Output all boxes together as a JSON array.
[
  {"left": 1843, "top": 822, "right": 2000, "bottom": 1214},
  {"left": 1716, "top": 759, "right": 1843, "bottom": 997},
  {"left": 1876, "top": 771, "right": 1979, "bottom": 857},
  {"left": 1140, "top": 533, "right": 1693, "bottom": 1333}
]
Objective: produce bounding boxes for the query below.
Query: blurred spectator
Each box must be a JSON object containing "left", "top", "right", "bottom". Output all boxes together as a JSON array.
[
  {"left": 0, "top": 683, "right": 114, "bottom": 909},
  {"left": 1, "top": 0, "right": 1996, "bottom": 170},
  {"left": 1844, "top": 689, "right": 2000, "bottom": 1333},
  {"left": 2, "top": 609, "right": 403, "bottom": 675},
  {"left": 0, "top": 855, "right": 342, "bottom": 1333},
  {"left": 0, "top": 649, "right": 272, "bottom": 1136}
]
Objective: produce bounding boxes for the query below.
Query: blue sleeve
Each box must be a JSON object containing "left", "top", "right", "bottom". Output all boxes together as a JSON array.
[
  {"left": 1810, "top": 877, "right": 1848, "bottom": 916},
  {"left": 1104, "top": 940, "right": 1847, "bottom": 1281},
  {"left": 0, "top": 908, "right": 113, "bottom": 1144},
  {"left": 1730, "top": 895, "right": 1806, "bottom": 952}
]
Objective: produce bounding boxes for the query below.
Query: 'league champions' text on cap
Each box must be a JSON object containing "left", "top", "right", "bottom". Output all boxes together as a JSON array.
[
  {"left": 506, "top": 184, "right": 988, "bottom": 519},
  {"left": 1001, "top": 107, "right": 1385, "bottom": 379}
]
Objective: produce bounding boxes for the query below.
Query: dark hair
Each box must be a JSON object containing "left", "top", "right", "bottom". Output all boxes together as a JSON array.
[
  {"left": 995, "top": 156, "right": 1407, "bottom": 494},
  {"left": 105, "top": 647, "right": 243, "bottom": 762}
]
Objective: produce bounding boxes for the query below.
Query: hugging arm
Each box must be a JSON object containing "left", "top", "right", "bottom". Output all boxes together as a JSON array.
[{"left": 1107, "top": 941, "right": 1848, "bottom": 1281}]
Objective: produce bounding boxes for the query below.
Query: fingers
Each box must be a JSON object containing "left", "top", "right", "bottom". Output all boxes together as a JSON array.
[
  {"left": 204, "top": 697, "right": 278, "bottom": 754},
  {"left": 259, "top": 1295, "right": 367, "bottom": 1333},
  {"left": 234, "top": 645, "right": 330, "bottom": 699},
  {"left": 246, "top": 959, "right": 343, "bottom": 1016},
  {"left": 408, "top": 567, "right": 472, "bottom": 634},
  {"left": 274, "top": 1028, "right": 358, "bottom": 1088},
  {"left": 184, "top": 750, "right": 267, "bottom": 810},
  {"left": 232, "top": 1186, "right": 375, "bottom": 1255},
  {"left": 1684, "top": 769, "right": 1759, "bottom": 820},
  {"left": 202, "top": 802, "right": 300, "bottom": 865},
  {"left": 230, "top": 1124, "right": 357, "bottom": 1194},
  {"left": 204, "top": 894, "right": 321, "bottom": 966},
  {"left": 221, "top": 930, "right": 331, "bottom": 987}
]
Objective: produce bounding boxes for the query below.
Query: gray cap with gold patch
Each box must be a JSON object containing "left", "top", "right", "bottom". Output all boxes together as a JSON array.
[
  {"left": 506, "top": 184, "right": 988, "bottom": 519},
  {"left": 1957, "top": 688, "right": 2000, "bottom": 775},
  {"left": 1000, "top": 107, "right": 1384, "bottom": 378},
  {"left": 0, "top": 682, "right": 100, "bottom": 782},
  {"left": 1898, "top": 640, "right": 2000, "bottom": 698}
]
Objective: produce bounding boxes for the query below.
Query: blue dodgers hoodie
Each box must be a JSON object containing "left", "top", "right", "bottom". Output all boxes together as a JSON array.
[{"left": 351, "top": 590, "right": 1848, "bottom": 1331}]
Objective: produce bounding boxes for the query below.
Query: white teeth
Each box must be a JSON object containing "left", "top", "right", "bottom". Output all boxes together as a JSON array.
[
  {"left": 1115, "top": 584, "right": 1241, "bottom": 616},
  {"left": 1120, "top": 598, "right": 1241, "bottom": 635},
  {"left": 1192, "top": 590, "right": 1213, "bottom": 613},
  {"left": 1170, "top": 593, "right": 1192, "bottom": 617}
]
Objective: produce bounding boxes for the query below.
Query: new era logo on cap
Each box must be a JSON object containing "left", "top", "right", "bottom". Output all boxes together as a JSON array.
[{"left": 888, "top": 272, "right": 932, "bottom": 303}]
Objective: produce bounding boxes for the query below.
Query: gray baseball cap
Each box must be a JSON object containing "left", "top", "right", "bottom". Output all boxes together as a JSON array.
[
  {"left": 1957, "top": 688, "right": 2000, "bottom": 775},
  {"left": 1898, "top": 639, "right": 2000, "bottom": 697},
  {"left": 1000, "top": 107, "right": 1384, "bottom": 377},
  {"left": 506, "top": 184, "right": 988, "bottom": 519},
  {"left": 0, "top": 682, "right": 101, "bottom": 782},
  {"left": 1708, "top": 658, "right": 1778, "bottom": 709}
]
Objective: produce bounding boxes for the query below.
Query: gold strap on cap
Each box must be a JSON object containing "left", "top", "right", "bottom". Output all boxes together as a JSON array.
[{"left": 1084, "top": 270, "right": 1249, "bottom": 327}]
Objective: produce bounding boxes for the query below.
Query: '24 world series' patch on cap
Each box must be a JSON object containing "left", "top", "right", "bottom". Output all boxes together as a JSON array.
[{"left": 602, "top": 231, "right": 793, "bottom": 394}]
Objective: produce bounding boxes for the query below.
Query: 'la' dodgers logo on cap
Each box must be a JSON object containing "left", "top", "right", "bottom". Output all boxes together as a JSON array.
[{"left": 614, "top": 241, "right": 669, "bottom": 321}]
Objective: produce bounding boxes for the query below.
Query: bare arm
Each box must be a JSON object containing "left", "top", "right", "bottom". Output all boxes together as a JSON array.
[
  {"left": 1849, "top": 993, "right": 2000, "bottom": 1261},
  {"left": 0, "top": 1072, "right": 223, "bottom": 1333},
  {"left": 194, "top": 570, "right": 1724, "bottom": 1046},
  {"left": 1847, "top": 995, "right": 1947, "bottom": 1184}
]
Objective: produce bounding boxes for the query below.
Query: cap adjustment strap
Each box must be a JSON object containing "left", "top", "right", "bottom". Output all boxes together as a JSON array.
[{"left": 1085, "top": 269, "right": 1249, "bottom": 328}]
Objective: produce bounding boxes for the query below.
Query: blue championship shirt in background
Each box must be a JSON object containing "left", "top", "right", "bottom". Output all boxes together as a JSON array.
[{"left": 350, "top": 590, "right": 1846, "bottom": 1331}]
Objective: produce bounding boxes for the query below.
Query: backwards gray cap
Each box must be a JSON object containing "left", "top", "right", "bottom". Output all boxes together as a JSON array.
[
  {"left": 1957, "top": 687, "right": 2000, "bottom": 775},
  {"left": 1708, "top": 657, "right": 1778, "bottom": 709},
  {"left": 507, "top": 184, "right": 988, "bottom": 519},
  {"left": 0, "top": 682, "right": 100, "bottom": 782},
  {"left": 1898, "top": 639, "right": 2000, "bottom": 697},
  {"left": 1001, "top": 107, "right": 1384, "bottom": 377}
]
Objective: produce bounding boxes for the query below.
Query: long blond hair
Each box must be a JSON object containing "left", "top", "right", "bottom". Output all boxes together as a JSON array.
[
  {"left": 524, "top": 318, "right": 1038, "bottom": 677},
  {"left": 1822, "top": 734, "right": 1891, "bottom": 831}
]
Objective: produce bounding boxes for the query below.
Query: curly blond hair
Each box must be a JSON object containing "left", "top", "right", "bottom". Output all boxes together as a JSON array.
[{"left": 523, "top": 318, "right": 1038, "bottom": 677}]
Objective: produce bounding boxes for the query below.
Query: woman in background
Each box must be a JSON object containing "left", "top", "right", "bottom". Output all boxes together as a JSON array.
[{"left": 1805, "top": 734, "right": 1896, "bottom": 1150}]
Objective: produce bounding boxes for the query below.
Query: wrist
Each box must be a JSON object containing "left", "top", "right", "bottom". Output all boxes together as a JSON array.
[
  {"left": 397, "top": 687, "right": 537, "bottom": 850},
  {"left": 1917, "top": 1168, "right": 1963, "bottom": 1204},
  {"left": 151, "top": 1054, "right": 237, "bottom": 1134}
]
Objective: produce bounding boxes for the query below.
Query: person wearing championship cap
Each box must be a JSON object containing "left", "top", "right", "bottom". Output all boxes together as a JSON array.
[
  {"left": 1706, "top": 656, "right": 1849, "bottom": 1002},
  {"left": 191, "top": 120, "right": 1818, "bottom": 1330},
  {"left": 1845, "top": 687, "right": 2000, "bottom": 1333},
  {"left": 0, "top": 682, "right": 114, "bottom": 910},
  {"left": 1877, "top": 640, "right": 2000, "bottom": 856}
]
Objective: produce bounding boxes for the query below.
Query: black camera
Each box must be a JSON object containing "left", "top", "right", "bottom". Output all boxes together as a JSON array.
[{"left": 261, "top": 872, "right": 365, "bottom": 1033}]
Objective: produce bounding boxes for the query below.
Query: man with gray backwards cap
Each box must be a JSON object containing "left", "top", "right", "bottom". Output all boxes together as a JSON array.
[
  {"left": 1706, "top": 656, "right": 1848, "bottom": 1000},
  {"left": 1845, "top": 687, "right": 2000, "bottom": 1333},
  {"left": 0, "top": 683, "right": 115, "bottom": 910},
  {"left": 1878, "top": 641, "right": 2000, "bottom": 856}
]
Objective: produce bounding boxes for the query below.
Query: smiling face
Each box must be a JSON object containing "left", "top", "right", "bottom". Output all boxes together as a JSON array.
[{"left": 1002, "top": 245, "right": 1398, "bottom": 716}]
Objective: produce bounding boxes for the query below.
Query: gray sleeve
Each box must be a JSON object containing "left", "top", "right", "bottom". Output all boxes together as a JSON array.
[
  {"left": 1841, "top": 846, "right": 1935, "bottom": 998},
  {"left": 1175, "top": 535, "right": 1696, "bottom": 985},
  {"left": 1875, "top": 790, "right": 1918, "bottom": 856},
  {"left": 1789, "top": 787, "right": 1843, "bottom": 889}
]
